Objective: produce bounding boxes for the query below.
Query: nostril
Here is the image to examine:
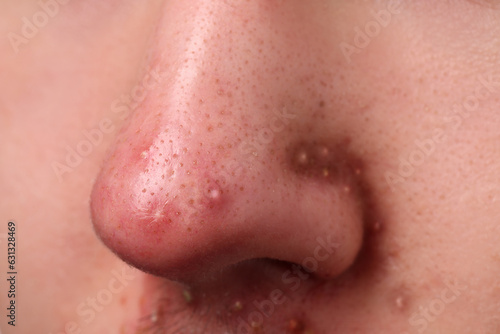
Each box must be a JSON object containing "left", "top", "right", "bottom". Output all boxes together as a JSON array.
[
  {"left": 260, "top": 258, "right": 327, "bottom": 282},
  {"left": 176, "top": 257, "right": 327, "bottom": 301}
]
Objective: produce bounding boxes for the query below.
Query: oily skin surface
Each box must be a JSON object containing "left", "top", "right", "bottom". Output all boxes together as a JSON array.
[{"left": 1, "top": 0, "right": 500, "bottom": 333}]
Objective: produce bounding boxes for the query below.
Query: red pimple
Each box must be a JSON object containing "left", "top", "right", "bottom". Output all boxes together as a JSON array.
[{"left": 287, "top": 318, "right": 305, "bottom": 333}]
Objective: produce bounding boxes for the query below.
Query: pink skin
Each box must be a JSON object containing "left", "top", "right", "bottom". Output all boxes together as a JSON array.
[{"left": 2, "top": 0, "right": 500, "bottom": 333}]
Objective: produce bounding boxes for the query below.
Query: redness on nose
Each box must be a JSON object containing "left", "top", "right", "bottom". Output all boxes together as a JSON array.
[{"left": 91, "top": 123, "right": 366, "bottom": 282}]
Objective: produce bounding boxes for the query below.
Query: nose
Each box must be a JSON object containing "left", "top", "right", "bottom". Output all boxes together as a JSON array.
[{"left": 90, "top": 1, "right": 366, "bottom": 284}]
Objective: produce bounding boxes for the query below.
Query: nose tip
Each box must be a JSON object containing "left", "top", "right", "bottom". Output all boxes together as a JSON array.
[{"left": 90, "top": 0, "right": 366, "bottom": 284}]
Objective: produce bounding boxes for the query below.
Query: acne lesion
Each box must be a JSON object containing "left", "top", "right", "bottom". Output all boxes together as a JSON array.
[
  {"left": 230, "top": 300, "right": 244, "bottom": 312},
  {"left": 183, "top": 289, "right": 193, "bottom": 304},
  {"left": 288, "top": 140, "right": 361, "bottom": 187},
  {"left": 287, "top": 317, "right": 315, "bottom": 334}
]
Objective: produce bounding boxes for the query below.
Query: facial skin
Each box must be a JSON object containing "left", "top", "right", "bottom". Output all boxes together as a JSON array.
[{"left": 1, "top": 0, "right": 500, "bottom": 333}]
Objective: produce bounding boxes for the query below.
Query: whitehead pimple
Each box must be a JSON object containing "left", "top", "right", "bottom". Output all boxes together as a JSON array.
[
  {"left": 388, "top": 286, "right": 412, "bottom": 314},
  {"left": 231, "top": 300, "right": 243, "bottom": 312},
  {"left": 150, "top": 309, "right": 158, "bottom": 324},
  {"left": 183, "top": 289, "right": 193, "bottom": 304},
  {"left": 395, "top": 295, "right": 405, "bottom": 310},
  {"left": 205, "top": 180, "right": 223, "bottom": 201},
  {"left": 295, "top": 149, "right": 309, "bottom": 166},
  {"left": 206, "top": 187, "right": 221, "bottom": 199}
]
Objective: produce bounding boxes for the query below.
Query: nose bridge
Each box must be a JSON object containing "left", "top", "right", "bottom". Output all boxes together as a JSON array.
[
  {"left": 156, "top": 0, "right": 275, "bottom": 93},
  {"left": 148, "top": 0, "right": 314, "bottom": 121},
  {"left": 127, "top": 0, "right": 305, "bottom": 192}
]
